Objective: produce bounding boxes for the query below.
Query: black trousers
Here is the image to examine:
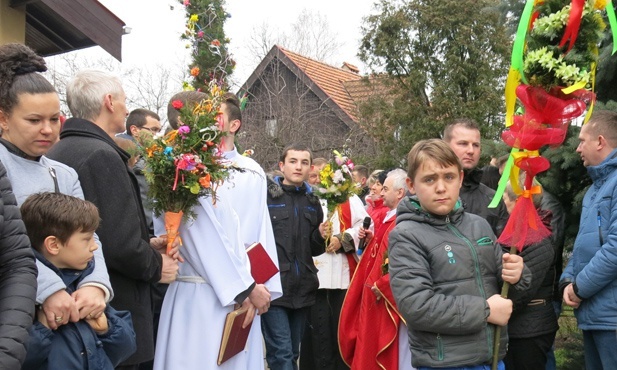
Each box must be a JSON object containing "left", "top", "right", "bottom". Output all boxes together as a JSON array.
[
  {"left": 504, "top": 331, "right": 556, "bottom": 370},
  {"left": 299, "top": 289, "right": 349, "bottom": 370}
]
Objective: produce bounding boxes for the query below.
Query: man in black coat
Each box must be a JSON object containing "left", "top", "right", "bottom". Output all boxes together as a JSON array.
[
  {"left": 47, "top": 70, "right": 179, "bottom": 370},
  {"left": 443, "top": 118, "right": 509, "bottom": 237}
]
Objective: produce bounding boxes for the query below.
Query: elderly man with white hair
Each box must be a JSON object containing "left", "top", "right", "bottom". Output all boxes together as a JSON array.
[
  {"left": 47, "top": 70, "right": 179, "bottom": 370},
  {"left": 339, "top": 168, "right": 415, "bottom": 370}
]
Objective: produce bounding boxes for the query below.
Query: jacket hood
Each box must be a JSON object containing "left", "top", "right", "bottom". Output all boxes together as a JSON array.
[
  {"left": 266, "top": 174, "right": 319, "bottom": 204},
  {"left": 61, "top": 118, "right": 131, "bottom": 163},
  {"left": 587, "top": 148, "right": 617, "bottom": 183},
  {"left": 462, "top": 167, "right": 483, "bottom": 190},
  {"left": 396, "top": 195, "right": 464, "bottom": 226}
]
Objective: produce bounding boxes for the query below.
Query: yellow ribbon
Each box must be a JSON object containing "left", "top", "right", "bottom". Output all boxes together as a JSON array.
[{"left": 509, "top": 150, "right": 540, "bottom": 195}]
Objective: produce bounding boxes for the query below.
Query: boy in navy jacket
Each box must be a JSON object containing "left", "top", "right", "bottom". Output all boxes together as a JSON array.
[{"left": 20, "top": 192, "right": 136, "bottom": 369}]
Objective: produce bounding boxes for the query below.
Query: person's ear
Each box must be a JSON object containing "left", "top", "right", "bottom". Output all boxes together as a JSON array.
[
  {"left": 103, "top": 94, "right": 114, "bottom": 113},
  {"left": 0, "top": 110, "right": 9, "bottom": 131},
  {"left": 279, "top": 161, "right": 285, "bottom": 172},
  {"left": 129, "top": 125, "right": 140, "bottom": 136},
  {"left": 598, "top": 134, "right": 607, "bottom": 150},
  {"left": 458, "top": 170, "right": 464, "bottom": 188},
  {"left": 229, "top": 119, "right": 241, "bottom": 134},
  {"left": 406, "top": 177, "right": 415, "bottom": 194},
  {"left": 44, "top": 236, "right": 61, "bottom": 256}
]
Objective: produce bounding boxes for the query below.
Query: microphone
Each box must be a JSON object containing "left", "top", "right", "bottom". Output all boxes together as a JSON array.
[{"left": 357, "top": 217, "right": 372, "bottom": 256}]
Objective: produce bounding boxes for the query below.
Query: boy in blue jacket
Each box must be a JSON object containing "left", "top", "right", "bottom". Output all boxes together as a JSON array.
[{"left": 20, "top": 192, "right": 136, "bottom": 369}]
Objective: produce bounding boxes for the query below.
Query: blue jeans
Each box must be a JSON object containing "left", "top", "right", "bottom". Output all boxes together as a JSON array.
[
  {"left": 261, "top": 306, "right": 308, "bottom": 370},
  {"left": 582, "top": 330, "right": 617, "bottom": 370},
  {"left": 419, "top": 361, "right": 504, "bottom": 370}
]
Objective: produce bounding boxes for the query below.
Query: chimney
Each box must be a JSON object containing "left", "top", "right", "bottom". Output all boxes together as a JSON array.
[{"left": 341, "top": 62, "right": 359, "bottom": 74}]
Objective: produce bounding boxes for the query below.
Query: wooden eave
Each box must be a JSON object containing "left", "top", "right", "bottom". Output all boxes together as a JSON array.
[{"left": 11, "top": 0, "right": 125, "bottom": 61}]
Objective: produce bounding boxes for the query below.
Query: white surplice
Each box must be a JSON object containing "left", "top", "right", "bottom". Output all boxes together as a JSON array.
[
  {"left": 153, "top": 197, "right": 255, "bottom": 370},
  {"left": 313, "top": 194, "right": 372, "bottom": 289},
  {"left": 220, "top": 148, "right": 283, "bottom": 369}
]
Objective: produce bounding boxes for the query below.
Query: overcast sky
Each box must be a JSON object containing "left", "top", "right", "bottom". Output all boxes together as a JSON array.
[{"left": 97, "top": 0, "right": 375, "bottom": 88}]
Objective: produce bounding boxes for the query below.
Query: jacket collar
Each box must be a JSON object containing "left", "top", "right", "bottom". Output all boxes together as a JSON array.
[
  {"left": 33, "top": 249, "right": 94, "bottom": 292},
  {"left": 397, "top": 195, "right": 464, "bottom": 226},
  {"left": 60, "top": 118, "right": 130, "bottom": 162},
  {"left": 267, "top": 174, "right": 319, "bottom": 204},
  {"left": 462, "top": 167, "right": 483, "bottom": 190},
  {"left": 0, "top": 137, "right": 42, "bottom": 161},
  {"left": 587, "top": 148, "right": 617, "bottom": 183}
]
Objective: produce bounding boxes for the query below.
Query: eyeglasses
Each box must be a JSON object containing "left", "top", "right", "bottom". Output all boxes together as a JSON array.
[{"left": 138, "top": 126, "right": 161, "bottom": 134}]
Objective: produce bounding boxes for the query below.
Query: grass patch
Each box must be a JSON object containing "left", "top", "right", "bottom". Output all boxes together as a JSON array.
[{"left": 554, "top": 306, "right": 585, "bottom": 370}]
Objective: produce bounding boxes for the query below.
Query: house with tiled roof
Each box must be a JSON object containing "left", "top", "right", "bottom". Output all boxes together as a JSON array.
[{"left": 237, "top": 45, "right": 386, "bottom": 170}]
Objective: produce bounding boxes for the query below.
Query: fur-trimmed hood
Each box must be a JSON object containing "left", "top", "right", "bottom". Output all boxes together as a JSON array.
[{"left": 266, "top": 175, "right": 320, "bottom": 205}]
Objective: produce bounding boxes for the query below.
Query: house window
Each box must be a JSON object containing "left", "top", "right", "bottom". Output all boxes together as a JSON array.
[{"left": 265, "top": 118, "right": 278, "bottom": 137}]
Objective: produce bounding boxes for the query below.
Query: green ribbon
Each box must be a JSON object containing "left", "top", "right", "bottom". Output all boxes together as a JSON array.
[
  {"left": 489, "top": 148, "right": 519, "bottom": 208},
  {"left": 511, "top": 0, "right": 537, "bottom": 84},
  {"left": 607, "top": 0, "right": 617, "bottom": 54}
]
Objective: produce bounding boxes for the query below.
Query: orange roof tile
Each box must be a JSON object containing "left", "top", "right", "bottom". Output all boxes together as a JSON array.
[{"left": 278, "top": 47, "right": 363, "bottom": 122}]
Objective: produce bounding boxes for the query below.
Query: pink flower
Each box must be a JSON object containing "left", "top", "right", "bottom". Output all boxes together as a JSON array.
[
  {"left": 346, "top": 160, "right": 355, "bottom": 170},
  {"left": 197, "top": 30, "right": 204, "bottom": 38},
  {"left": 178, "top": 125, "right": 190, "bottom": 138},
  {"left": 335, "top": 156, "right": 344, "bottom": 166},
  {"left": 176, "top": 154, "right": 197, "bottom": 171},
  {"left": 183, "top": 0, "right": 190, "bottom": 5}
]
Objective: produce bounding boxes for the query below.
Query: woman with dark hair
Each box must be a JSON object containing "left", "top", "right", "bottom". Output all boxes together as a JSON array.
[{"left": 0, "top": 43, "right": 113, "bottom": 335}]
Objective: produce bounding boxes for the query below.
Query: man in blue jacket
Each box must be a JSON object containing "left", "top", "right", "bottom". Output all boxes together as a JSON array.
[{"left": 560, "top": 110, "right": 617, "bottom": 370}]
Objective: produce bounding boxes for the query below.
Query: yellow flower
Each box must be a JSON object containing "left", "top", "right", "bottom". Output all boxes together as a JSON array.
[
  {"left": 165, "top": 130, "right": 179, "bottom": 143},
  {"left": 182, "top": 81, "right": 195, "bottom": 91},
  {"left": 594, "top": 0, "right": 607, "bottom": 10},
  {"left": 193, "top": 100, "right": 213, "bottom": 115},
  {"left": 189, "top": 14, "right": 199, "bottom": 22},
  {"left": 146, "top": 144, "right": 161, "bottom": 158}
]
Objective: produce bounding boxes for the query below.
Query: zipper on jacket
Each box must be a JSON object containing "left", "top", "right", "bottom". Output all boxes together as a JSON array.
[
  {"left": 446, "top": 224, "right": 486, "bottom": 299},
  {"left": 447, "top": 222, "right": 493, "bottom": 357},
  {"left": 436, "top": 334, "right": 444, "bottom": 361},
  {"left": 48, "top": 167, "right": 60, "bottom": 193},
  {"left": 598, "top": 210, "right": 604, "bottom": 246}
]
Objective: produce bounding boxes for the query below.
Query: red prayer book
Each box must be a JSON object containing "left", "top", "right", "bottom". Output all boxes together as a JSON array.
[
  {"left": 246, "top": 242, "right": 279, "bottom": 284},
  {"left": 217, "top": 306, "right": 252, "bottom": 365}
]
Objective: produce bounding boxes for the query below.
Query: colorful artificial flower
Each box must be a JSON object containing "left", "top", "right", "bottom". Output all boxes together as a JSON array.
[
  {"left": 315, "top": 149, "right": 361, "bottom": 217},
  {"left": 138, "top": 82, "right": 243, "bottom": 221},
  {"left": 172, "top": 100, "right": 184, "bottom": 110},
  {"left": 211, "top": 39, "right": 221, "bottom": 47},
  {"left": 178, "top": 125, "right": 190, "bottom": 138},
  {"left": 190, "top": 67, "right": 200, "bottom": 77}
]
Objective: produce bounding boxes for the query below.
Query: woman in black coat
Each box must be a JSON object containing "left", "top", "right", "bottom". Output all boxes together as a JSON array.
[
  {"left": 502, "top": 177, "right": 559, "bottom": 370},
  {"left": 0, "top": 160, "right": 38, "bottom": 367}
]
